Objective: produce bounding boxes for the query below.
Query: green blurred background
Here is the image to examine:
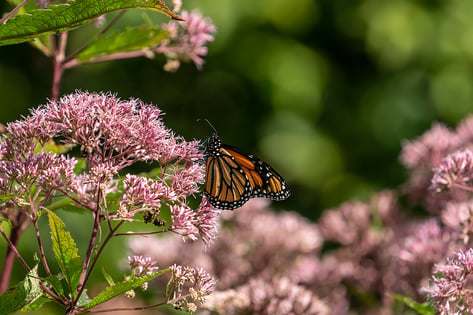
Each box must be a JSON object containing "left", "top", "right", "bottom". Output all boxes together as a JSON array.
[
  {"left": 3, "top": 0, "right": 473, "bottom": 313},
  {"left": 2, "top": 0, "right": 473, "bottom": 218}
]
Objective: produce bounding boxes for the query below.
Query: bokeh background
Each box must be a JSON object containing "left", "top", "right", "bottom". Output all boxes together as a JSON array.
[
  {"left": 2, "top": 0, "right": 473, "bottom": 313},
  {"left": 3, "top": 0, "right": 473, "bottom": 219}
]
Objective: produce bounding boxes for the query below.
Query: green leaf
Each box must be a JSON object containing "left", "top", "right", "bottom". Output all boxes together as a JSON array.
[
  {"left": 394, "top": 295, "right": 436, "bottom": 315},
  {"left": 44, "top": 274, "right": 65, "bottom": 296},
  {"left": 81, "top": 270, "right": 167, "bottom": 310},
  {"left": 20, "top": 296, "right": 51, "bottom": 312},
  {"left": 74, "top": 158, "right": 88, "bottom": 173},
  {"left": 0, "top": 193, "right": 20, "bottom": 203},
  {"left": 47, "top": 196, "right": 75, "bottom": 211},
  {"left": 0, "top": 0, "right": 182, "bottom": 46},
  {"left": 47, "top": 209, "right": 83, "bottom": 299},
  {"left": 76, "top": 26, "right": 170, "bottom": 61},
  {"left": 43, "top": 140, "right": 75, "bottom": 154},
  {"left": 77, "top": 289, "right": 93, "bottom": 306},
  {"left": 0, "top": 265, "right": 44, "bottom": 314},
  {"left": 102, "top": 267, "right": 115, "bottom": 286}
]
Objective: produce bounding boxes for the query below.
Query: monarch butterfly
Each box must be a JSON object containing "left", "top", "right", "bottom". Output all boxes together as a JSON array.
[{"left": 202, "top": 121, "right": 291, "bottom": 210}]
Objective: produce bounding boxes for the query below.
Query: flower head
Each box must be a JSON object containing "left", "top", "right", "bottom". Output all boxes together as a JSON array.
[
  {"left": 319, "top": 201, "right": 372, "bottom": 245},
  {"left": 400, "top": 123, "right": 460, "bottom": 170},
  {"left": 423, "top": 248, "right": 473, "bottom": 314},
  {"left": 400, "top": 120, "right": 473, "bottom": 213},
  {"left": 0, "top": 91, "right": 207, "bottom": 233},
  {"left": 441, "top": 200, "right": 473, "bottom": 244},
  {"left": 203, "top": 277, "right": 330, "bottom": 315},
  {"left": 157, "top": 10, "right": 216, "bottom": 71},
  {"left": 167, "top": 264, "right": 216, "bottom": 309},
  {"left": 128, "top": 255, "right": 159, "bottom": 277},
  {"left": 431, "top": 149, "right": 473, "bottom": 192},
  {"left": 40, "top": 92, "right": 200, "bottom": 166},
  {"left": 168, "top": 200, "right": 221, "bottom": 245}
]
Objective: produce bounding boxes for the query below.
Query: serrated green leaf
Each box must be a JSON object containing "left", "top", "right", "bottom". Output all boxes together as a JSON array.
[
  {"left": 394, "top": 294, "right": 436, "bottom": 315},
  {"left": 0, "top": 265, "right": 44, "bottom": 314},
  {"left": 82, "top": 270, "right": 166, "bottom": 310},
  {"left": 76, "top": 26, "right": 169, "bottom": 61},
  {"left": 0, "top": 0, "right": 182, "bottom": 46},
  {"left": 47, "top": 209, "right": 83, "bottom": 299}
]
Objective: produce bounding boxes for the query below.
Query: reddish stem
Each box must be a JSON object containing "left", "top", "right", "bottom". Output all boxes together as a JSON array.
[
  {"left": 0, "top": 213, "right": 26, "bottom": 293},
  {"left": 64, "top": 50, "right": 149, "bottom": 69},
  {"left": 51, "top": 62, "right": 64, "bottom": 103},
  {"left": 0, "top": 0, "right": 28, "bottom": 24},
  {"left": 74, "top": 220, "right": 124, "bottom": 307},
  {"left": 51, "top": 33, "right": 68, "bottom": 102}
]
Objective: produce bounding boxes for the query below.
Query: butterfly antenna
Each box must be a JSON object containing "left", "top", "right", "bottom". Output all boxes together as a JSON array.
[{"left": 197, "top": 118, "right": 218, "bottom": 135}]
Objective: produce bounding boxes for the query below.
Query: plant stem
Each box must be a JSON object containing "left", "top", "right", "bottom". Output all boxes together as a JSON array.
[
  {"left": 51, "top": 32, "right": 68, "bottom": 102},
  {"left": 0, "top": 214, "right": 27, "bottom": 293},
  {"left": 64, "top": 50, "right": 149, "bottom": 69},
  {"left": 82, "top": 292, "right": 188, "bottom": 313},
  {"left": 76, "top": 208, "right": 102, "bottom": 297},
  {"left": 33, "top": 216, "right": 52, "bottom": 276},
  {"left": 74, "top": 220, "right": 124, "bottom": 306},
  {"left": 0, "top": 0, "right": 28, "bottom": 24}
]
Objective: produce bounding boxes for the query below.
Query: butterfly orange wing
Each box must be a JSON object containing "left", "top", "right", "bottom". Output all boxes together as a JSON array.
[{"left": 204, "top": 135, "right": 290, "bottom": 210}]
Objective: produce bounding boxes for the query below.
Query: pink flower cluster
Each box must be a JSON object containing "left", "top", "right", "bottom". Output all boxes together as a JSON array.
[
  {"left": 400, "top": 117, "right": 473, "bottom": 213},
  {"left": 130, "top": 199, "right": 330, "bottom": 314},
  {"left": 167, "top": 264, "right": 217, "bottom": 312},
  {"left": 431, "top": 149, "right": 473, "bottom": 192},
  {"left": 204, "top": 277, "right": 329, "bottom": 315},
  {"left": 0, "top": 91, "right": 218, "bottom": 244},
  {"left": 128, "top": 255, "right": 159, "bottom": 277},
  {"left": 156, "top": 10, "right": 216, "bottom": 71},
  {"left": 423, "top": 249, "right": 473, "bottom": 314}
]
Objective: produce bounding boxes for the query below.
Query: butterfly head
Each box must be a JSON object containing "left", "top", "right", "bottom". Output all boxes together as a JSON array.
[
  {"left": 203, "top": 133, "right": 222, "bottom": 157},
  {"left": 198, "top": 119, "right": 222, "bottom": 157}
]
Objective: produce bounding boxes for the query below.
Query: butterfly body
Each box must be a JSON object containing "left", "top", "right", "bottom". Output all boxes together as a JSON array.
[{"left": 204, "top": 133, "right": 291, "bottom": 210}]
